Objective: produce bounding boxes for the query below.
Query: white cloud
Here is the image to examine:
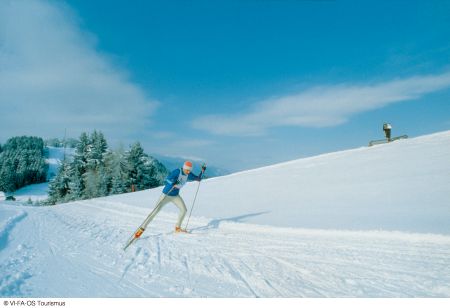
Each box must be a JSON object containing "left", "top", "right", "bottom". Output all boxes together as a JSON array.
[
  {"left": 192, "top": 72, "right": 450, "bottom": 136},
  {"left": 0, "top": 0, "right": 158, "bottom": 142}
]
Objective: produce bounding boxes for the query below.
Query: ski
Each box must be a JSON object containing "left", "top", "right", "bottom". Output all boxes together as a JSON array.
[
  {"left": 369, "top": 138, "right": 389, "bottom": 146},
  {"left": 369, "top": 135, "right": 408, "bottom": 146},
  {"left": 123, "top": 227, "right": 145, "bottom": 250},
  {"left": 390, "top": 134, "right": 408, "bottom": 142}
]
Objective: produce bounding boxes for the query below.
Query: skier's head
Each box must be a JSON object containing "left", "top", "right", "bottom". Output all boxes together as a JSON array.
[{"left": 183, "top": 161, "right": 193, "bottom": 174}]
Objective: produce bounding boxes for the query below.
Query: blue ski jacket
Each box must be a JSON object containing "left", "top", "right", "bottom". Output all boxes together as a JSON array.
[{"left": 162, "top": 168, "right": 203, "bottom": 196}]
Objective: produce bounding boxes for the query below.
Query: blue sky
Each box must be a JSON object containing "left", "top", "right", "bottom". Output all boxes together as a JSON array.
[{"left": 1, "top": 0, "right": 450, "bottom": 171}]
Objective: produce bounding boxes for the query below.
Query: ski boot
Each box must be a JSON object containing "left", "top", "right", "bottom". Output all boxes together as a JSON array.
[{"left": 175, "top": 226, "right": 188, "bottom": 233}]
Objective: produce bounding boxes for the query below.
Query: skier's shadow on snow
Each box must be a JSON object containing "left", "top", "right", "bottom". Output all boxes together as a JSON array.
[
  {"left": 190, "top": 211, "right": 270, "bottom": 232},
  {"left": 140, "top": 212, "right": 270, "bottom": 239}
]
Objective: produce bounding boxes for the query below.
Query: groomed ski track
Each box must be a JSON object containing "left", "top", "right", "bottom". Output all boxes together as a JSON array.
[{"left": 1, "top": 200, "right": 449, "bottom": 297}]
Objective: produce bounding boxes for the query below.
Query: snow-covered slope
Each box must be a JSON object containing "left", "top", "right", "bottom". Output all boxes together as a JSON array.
[
  {"left": 110, "top": 130, "right": 450, "bottom": 234},
  {"left": 1, "top": 131, "right": 450, "bottom": 297},
  {"left": 11, "top": 183, "right": 49, "bottom": 203}
]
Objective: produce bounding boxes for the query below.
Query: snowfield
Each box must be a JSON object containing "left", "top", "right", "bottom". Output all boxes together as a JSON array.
[{"left": 1, "top": 131, "right": 450, "bottom": 297}]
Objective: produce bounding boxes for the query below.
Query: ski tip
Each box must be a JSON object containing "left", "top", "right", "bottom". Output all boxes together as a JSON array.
[{"left": 123, "top": 239, "right": 135, "bottom": 251}]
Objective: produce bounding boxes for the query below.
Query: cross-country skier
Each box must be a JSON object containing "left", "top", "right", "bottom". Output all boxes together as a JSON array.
[{"left": 140, "top": 161, "right": 206, "bottom": 233}]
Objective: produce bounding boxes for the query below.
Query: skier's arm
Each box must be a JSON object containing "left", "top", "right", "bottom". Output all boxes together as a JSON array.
[
  {"left": 188, "top": 172, "right": 201, "bottom": 182},
  {"left": 188, "top": 165, "right": 206, "bottom": 182},
  {"left": 165, "top": 169, "right": 180, "bottom": 187}
]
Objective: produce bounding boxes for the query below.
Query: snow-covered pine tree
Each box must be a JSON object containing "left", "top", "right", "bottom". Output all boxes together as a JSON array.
[
  {"left": 83, "top": 131, "right": 109, "bottom": 198},
  {"left": 122, "top": 142, "right": 167, "bottom": 191},
  {"left": 97, "top": 163, "right": 111, "bottom": 197},
  {"left": 47, "top": 160, "right": 72, "bottom": 204},
  {"left": 67, "top": 132, "right": 90, "bottom": 199},
  {"left": 67, "top": 166, "right": 84, "bottom": 201},
  {"left": 83, "top": 169, "right": 100, "bottom": 199},
  {"left": 72, "top": 132, "right": 90, "bottom": 176},
  {"left": 0, "top": 136, "right": 47, "bottom": 192},
  {"left": 0, "top": 159, "right": 16, "bottom": 193},
  {"left": 110, "top": 174, "right": 126, "bottom": 194},
  {"left": 104, "top": 147, "right": 127, "bottom": 195},
  {"left": 86, "top": 130, "right": 107, "bottom": 171},
  {"left": 122, "top": 142, "right": 142, "bottom": 191},
  {"left": 45, "top": 131, "right": 167, "bottom": 203},
  {"left": 147, "top": 156, "right": 168, "bottom": 187}
]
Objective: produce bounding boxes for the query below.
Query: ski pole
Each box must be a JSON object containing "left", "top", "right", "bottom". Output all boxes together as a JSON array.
[{"left": 184, "top": 164, "right": 206, "bottom": 230}]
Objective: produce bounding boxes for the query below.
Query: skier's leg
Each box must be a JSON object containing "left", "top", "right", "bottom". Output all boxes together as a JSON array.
[
  {"left": 141, "top": 194, "right": 171, "bottom": 229},
  {"left": 172, "top": 196, "right": 187, "bottom": 228}
]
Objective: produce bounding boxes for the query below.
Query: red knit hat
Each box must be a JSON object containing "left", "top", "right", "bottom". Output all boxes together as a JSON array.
[{"left": 183, "top": 161, "right": 193, "bottom": 171}]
